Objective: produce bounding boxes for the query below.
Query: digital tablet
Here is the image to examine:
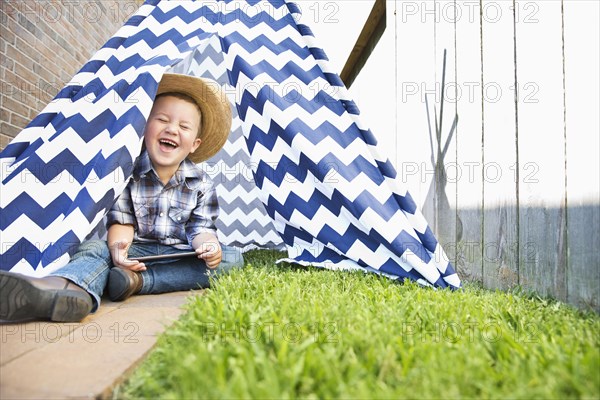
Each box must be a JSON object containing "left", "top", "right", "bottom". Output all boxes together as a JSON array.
[{"left": 131, "top": 251, "right": 198, "bottom": 262}]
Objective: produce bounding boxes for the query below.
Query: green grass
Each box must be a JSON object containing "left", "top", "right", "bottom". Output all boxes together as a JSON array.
[{"left": 115, "top": 250, "right": 600, "bottom": 399}]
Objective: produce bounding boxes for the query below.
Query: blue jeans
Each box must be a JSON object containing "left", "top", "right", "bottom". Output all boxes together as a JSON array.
[{"left": 51, "top": 240, "right": 244, "bottom": 312}]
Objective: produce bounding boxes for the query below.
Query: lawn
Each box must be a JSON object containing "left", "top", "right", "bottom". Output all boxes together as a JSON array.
[{"left": 115, "top": 250, "right": 599, "bottom": 399}]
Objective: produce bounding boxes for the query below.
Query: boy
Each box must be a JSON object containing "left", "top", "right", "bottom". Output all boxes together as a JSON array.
[{"left": 0, "top": 73, "right": 242, "bottom": 322}]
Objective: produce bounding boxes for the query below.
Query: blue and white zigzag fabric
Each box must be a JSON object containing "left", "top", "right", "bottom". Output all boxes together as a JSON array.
[{"left": 0, "top": 0, "right": 460, "bottom": 289}]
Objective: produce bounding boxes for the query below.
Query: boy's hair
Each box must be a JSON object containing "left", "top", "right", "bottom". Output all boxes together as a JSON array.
[{"left": 155, "top": 92, "right": 202, "bottom": 138}]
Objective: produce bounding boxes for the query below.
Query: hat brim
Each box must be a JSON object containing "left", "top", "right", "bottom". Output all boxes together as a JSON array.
[{"left": 156, "top": 73, "right": 232, "bottom": 164}]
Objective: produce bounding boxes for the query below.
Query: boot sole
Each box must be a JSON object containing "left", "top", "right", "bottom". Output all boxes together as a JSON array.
[{"left": 0, "top": 271, "right": 92, "bottom": 322}]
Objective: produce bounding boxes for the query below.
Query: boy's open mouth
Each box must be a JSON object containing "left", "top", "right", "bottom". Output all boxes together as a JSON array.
[{"left": 159, "top": 139, "right": 178, "bottom": 150}]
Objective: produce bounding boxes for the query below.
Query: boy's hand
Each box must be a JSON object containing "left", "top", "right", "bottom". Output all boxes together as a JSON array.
[
  {"left": 194, "top": 237, "right": 222, "bottom": 269},
  {"left": 109, "top": 241, "right": 146, "bottom": 271}
]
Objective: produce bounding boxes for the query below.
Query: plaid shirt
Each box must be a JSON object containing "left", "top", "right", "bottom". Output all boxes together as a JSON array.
[{"left": 107, "top": 151, "right": 218, "bottom": 249}]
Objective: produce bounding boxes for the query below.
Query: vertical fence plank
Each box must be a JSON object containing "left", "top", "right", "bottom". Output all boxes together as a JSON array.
[
  {"left": 481, "top": 0, "right": 519, "bottom": 290},
  {"left": 564, "top": 0, "right": 600, "bottom": 312},
  {"left": 431, "top": 0, "right": 458, "bottom": 266},
  {"left": 395, "top": 1, "right": 436, "bottom": 212},
  {"left": 515, "top": 1, "right": 567, "bottom": 300},
  {"left": 455, "top": 0, "right": 484, "bottom": 284}
]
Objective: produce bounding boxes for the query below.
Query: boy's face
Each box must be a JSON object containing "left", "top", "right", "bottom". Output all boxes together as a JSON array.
[{"left": 144, "top": 95, "right": 202, "bottom": 173}]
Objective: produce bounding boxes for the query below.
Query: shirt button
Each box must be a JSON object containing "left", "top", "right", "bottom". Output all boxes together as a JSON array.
[
  {"left": 177, "top": 216, "right": 182, "bottom": 221},
  {"left": 159, "top": 212, "right": 164, "bottom": 217}
]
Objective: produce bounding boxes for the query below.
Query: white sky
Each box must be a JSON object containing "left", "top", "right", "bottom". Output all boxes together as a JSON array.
[{"left": 293, "top": 0, "right": 376, "bottom": 74}]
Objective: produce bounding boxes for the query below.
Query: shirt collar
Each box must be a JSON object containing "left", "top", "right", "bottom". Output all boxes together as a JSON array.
[
  {"left": 133, "top": 150, "right": 154, "bottom": 179},
  {"left": 133, "top": 150, "right": 205, "bottom": 185}
]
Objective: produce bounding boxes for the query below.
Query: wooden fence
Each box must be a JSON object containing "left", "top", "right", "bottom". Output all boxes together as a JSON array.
[{"left": 349, "top": 0, "right": 599, "bottom": 311}]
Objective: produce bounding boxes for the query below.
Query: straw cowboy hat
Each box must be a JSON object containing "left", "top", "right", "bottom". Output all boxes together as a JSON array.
[{"left": 155, "top": 73, "right": 232, "bottom": 163}]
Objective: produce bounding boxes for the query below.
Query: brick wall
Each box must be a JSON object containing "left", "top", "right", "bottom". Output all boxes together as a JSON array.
[{"left": 0, "top": 0, "right": 143, "bottom": 151}]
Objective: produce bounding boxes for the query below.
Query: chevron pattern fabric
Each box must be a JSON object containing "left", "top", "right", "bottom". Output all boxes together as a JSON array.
[
  {"left": 168, "top": 33, "right": 283, "bottom": 250},
  {"left": 0, "top": 0, "right": 460, "bottom": 289}
]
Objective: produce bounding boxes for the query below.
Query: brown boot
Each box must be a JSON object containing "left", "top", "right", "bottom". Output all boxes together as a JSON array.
[
  {"left": 107, "top": 268, "right": 143, "bottom": 302},
  {"left": 0, "top": 270, "right": 93, "bottom": 322}
]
